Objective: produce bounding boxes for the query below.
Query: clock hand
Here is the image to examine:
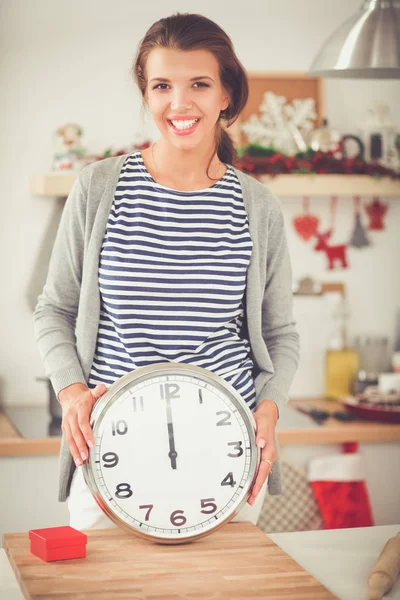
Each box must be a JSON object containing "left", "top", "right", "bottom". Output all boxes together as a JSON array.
[{"left": 165, "top": 395, "right": 178, "bottom": 469}]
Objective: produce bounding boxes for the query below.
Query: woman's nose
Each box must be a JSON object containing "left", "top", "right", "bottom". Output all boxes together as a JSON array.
[{"left": 171, "top": 94, "right": 192, "bottom": 111}]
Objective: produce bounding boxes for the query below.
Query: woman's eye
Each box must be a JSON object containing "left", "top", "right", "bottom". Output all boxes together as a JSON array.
[{"left": 152, "top": 82, "right": 209, "bottom": 90}]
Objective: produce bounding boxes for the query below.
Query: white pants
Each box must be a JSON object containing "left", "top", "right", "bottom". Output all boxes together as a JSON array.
[{"left": 68, "top": 466, "right": 268, "bottom": 530}]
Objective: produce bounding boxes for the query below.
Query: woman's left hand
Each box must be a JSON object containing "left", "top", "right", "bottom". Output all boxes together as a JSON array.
[{"left": 247, "top": 399, "right": 278, "bottom": 506}]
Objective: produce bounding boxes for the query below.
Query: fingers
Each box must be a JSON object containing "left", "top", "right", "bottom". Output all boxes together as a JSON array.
[
  {"left": 70, "top": 416, "right": 91, "bottom": 465},
  {"left": 77, "top": 407, "right": 95, "bottom": 452},
  {"left": 81, "top": 384, "right": 107, "bottom": 447},
  {"left": 91, "top": 383, "right": 107, "bottom": 401},
  {"left": 247, "top": 411, "right": 277, "bottom": 506},
  {"left": 247, "top": 455, "right": 273, "bottom": 506},
  {"left": 255, "top": 412, "right": 268, "bottom": 451},
  {"left": 62, "top": 389, "right": 98, "bottom": 466},
  {"left": 63, "top": 421, "right": 86, "bottom": 467}
]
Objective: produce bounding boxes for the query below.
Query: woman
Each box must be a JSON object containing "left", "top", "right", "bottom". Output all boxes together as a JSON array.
[{"left": 34, "top": 12, "right": 300, "bottom": 530}]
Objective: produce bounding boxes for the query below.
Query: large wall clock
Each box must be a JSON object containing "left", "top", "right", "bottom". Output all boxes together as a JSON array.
[{"left": 83, "top": 362, "right": 260, "bottom": 544}]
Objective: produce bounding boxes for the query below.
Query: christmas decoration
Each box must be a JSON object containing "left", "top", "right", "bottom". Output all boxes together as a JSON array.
[
  {"left": 359, "top": 103, "right": 399, "bottom": 169},
  {"left": 234, "top": 145, "right": 400, "bottom": 179},
  {"left": 58, "top": 141, "right": 152, "bottom": 171},
  {"left": 365, "top": 197, "right": 389, "bottom": 230},
  {"left": 240, "top": 92, "right": 316, "bottom": 155},
  {"left": 309, "top": 118, "right": 341, "bottom": 153},
  {"left": 313, "top": 197, "right": 349, "bottom": 270},
  {"left": 339, "top": 134, "right": 365, "bottom": 160},
  {"left": 308, "top": 442, "right": 374, "bottom": 529},
  {"left": 292, "top": 196, "right": 320, "bottom": 240},
  {"left": 52, "top": 123, "right": 87, "bottom": 171},
  {"left": 349, "top": 196, "right": 371, "bottom": 248},
  {"left": 314, "top": 230, "right": 349, "bottom": 270},
  {"left": 90, "top": 141, "right": 151, "bottom": 162}
]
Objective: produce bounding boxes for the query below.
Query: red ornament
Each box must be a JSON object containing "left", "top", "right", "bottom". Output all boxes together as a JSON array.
[
  {"left": 314, "top": 230, "right": 349, "bottom": 270},
  {"left": 364, "top": 196, "right": 388, "bottom": 230},
  {"left": 313, "top": 197, "right": 349, "bottom": 270},
  {"left": 293, "top": 196, "right": 320, "bottom": 240}
]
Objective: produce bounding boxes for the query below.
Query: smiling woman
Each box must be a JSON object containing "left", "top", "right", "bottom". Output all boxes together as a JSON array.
[
  {"left": 143, "top": 47, "right": 228, "bottom": 157},
  {"left": 133, "top": 14, "right": 249, "bottom": 189},
  {"left": 33, "top": 12, "right": 300, "bottom": 535}
]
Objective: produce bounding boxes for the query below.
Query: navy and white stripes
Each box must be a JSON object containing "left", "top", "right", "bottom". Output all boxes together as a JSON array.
[{"left": 88, "top": 150, "right": 257, "bottom": 410}]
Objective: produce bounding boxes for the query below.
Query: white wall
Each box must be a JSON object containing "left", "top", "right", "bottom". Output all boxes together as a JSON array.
[
  {"left": 0, "top": 455, "right": 69, "bottom": 540},
  {"left": 0, "top": 0, "right": 399, "bottom": 406}
]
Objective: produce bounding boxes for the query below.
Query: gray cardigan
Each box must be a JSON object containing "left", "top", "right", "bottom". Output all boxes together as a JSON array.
[{"left": 34, "top": 153, "right": 300, "bottom": 502}]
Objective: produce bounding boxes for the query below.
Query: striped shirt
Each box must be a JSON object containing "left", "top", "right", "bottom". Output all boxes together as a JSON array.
[{"left": 88, "top": 150, "right": 257, "bottom": 410}]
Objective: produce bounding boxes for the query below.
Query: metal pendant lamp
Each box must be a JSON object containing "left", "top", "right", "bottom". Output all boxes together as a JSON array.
[{"left": 309, "top": 0, "right": 400, "bottom": 78}]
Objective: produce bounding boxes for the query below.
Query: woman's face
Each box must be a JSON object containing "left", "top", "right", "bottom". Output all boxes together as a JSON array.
[{"left": 144, "top": 48, "right": 230, "bottom": 148}]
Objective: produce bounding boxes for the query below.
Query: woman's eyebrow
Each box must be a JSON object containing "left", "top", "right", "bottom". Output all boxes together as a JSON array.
[{"left": 150, "top": 76, "right": 215, "bottom": 83}]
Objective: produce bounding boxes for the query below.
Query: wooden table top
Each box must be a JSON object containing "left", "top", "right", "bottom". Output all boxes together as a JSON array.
[{"left": 3, "top": 522, "right": 335, "bottom": 599}]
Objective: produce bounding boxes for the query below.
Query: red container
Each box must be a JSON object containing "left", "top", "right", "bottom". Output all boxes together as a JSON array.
[{"left": 29, "top": 526, "right": 87, "bottom": 562}]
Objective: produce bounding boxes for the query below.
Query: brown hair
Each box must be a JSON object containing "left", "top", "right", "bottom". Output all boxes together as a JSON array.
[{"left": 132, "top": 12, "right": 248, "bottom": 181}]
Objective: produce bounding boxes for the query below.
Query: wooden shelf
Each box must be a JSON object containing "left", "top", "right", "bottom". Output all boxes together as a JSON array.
[
  {"left": 31, "top": 172, "right": 77, "bottom": 197},
  {"left": 31, "top": 172, "right": 400, "bottom": 198},
  {"left": 256, "top": 174, "right": 400, "bottom": 197}
]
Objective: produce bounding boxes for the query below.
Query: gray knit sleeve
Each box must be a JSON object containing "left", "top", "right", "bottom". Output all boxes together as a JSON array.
[
  {"left": 257, "top": 205, "right": 300, "bottom": 406},
  {"left": 33, "top": 174, "right": 88, "bottom": 398}
]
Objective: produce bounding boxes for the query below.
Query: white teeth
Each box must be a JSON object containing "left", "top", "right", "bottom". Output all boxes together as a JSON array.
[{"left": 170, "top": 119, "right": 199, "bottom": 130}]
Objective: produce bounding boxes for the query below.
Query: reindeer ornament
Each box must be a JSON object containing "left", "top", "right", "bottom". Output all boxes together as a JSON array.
[
  {"left": 291, "top": 196, "right": 367, "bottom": 270},
  {"left": 314, "top": 229, "right": 349, "bottom": 270},
  {"left": 313, "top": 196, "right": 349, "bottom": 270}
]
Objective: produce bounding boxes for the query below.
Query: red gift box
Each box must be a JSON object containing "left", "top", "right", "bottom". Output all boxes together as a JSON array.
[{"left": 29, "top": 526, "right": 87, "bottom": 562}]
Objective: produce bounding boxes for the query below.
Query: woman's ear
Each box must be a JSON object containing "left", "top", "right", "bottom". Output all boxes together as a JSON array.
[{"left": 221, "top": 91, "right": 230, "bottom": 112}]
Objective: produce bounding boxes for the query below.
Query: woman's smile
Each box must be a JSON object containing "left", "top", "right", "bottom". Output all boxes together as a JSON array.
[{"left": 167, "top": 117, "right": 201, "bottom": 135}]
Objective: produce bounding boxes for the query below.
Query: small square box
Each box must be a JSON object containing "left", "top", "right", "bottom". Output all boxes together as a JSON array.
[{"left": 29, "top": 526, "right": 87, "bottom": 562}]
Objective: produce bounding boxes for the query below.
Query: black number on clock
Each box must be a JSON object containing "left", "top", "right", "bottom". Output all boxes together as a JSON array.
[
  {"left": 221, "top": 472, "right": 236, "bottom": 487},
  {"left": 102, "top": 452, "right": 119, "bottom": 468},
  {"left": 111, "top": 419, "right": 128, "bottom": 436},
  {"left": 200, "top": 498, "right": 217, "bottom": 514},
  {"left": 216, "top": 411, "right": 231, "bottom": 426},
  {"left": 132, "top": 395, "right": 144, "bottom": 412},
  {"left": 139, "top": 504, "right": 153, "bottom": 521},
  {"left": 170, "top": 510, "right": 187, "bottom": 526},
  {"left": 115, "top": 483, "right": 133, "bottom": 499},
  {"left": 227, "top": 441, "right": 243, "bottom": 457}
]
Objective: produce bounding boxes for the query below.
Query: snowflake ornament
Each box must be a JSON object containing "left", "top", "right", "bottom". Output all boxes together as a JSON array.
[{"left": 241, "top": 92, "right": 317, "bottom": 155}]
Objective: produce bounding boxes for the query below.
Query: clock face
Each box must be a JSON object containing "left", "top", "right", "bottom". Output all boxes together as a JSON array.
[{"left": 83, "top": 363, "right": 259, "bottom": 543}]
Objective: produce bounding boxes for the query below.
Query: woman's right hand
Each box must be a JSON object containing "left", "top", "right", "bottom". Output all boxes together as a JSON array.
[{"left": 58, "top": 382, "right": 108, "bottom": 466}]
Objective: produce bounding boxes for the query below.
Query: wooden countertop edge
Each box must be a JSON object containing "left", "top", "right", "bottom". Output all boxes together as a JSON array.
[
  {"left": 1, "top": 398, "right": 400, "bottom": 456},
  {"left": 0, "top": 437, "right": 61, "bottom": 456},
  {"left": 277, "top": 423, "right": 400, "bottom": 444},
  {"left": 0, "top": 425, "right": 399, "bottom": 456}
]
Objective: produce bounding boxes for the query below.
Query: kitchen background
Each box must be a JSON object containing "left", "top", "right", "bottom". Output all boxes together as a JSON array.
[
  {"left": 1, "top": 0, "right": 400, "bottom": 407},
  {"left": 0, "top": 0, "right": 399, "bottom": 540}
]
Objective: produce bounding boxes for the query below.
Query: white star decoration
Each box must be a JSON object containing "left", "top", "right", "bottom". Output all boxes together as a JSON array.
[{"left": 241, "top": 92, "right": 317, "bottom": 155}]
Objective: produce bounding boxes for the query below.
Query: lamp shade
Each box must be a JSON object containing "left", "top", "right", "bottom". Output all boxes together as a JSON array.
[{"left": 309, "top": 0, "right": 400, "bottom": 79}]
